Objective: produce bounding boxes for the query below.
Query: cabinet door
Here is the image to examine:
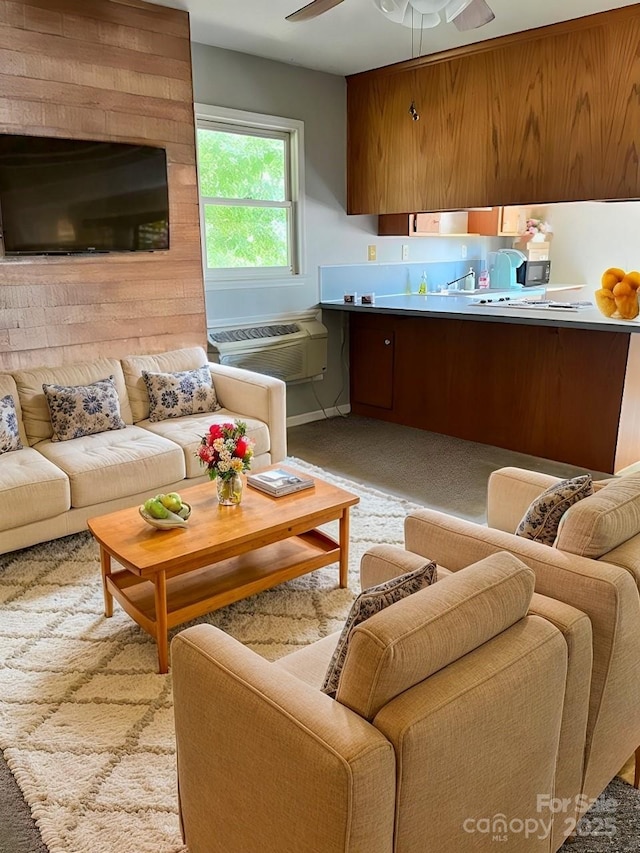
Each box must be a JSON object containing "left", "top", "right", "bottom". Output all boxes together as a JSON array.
[
  {"left": 350, "top": 325, "right": 394, "bottom": 409},
  {"left": 378, "top": 214, "right": 413, "bottom": 236},
  {"left": 414, "top": 213, "right": 441, "bottom": 233},
  {"left": 466, "top": 208, "right": 500, "bottom": 236},
  {"left": 499, "top": 206, "right": 528, "bottom": 236}
]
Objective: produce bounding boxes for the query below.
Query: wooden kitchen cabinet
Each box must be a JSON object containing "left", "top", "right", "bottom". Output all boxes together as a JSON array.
[
  {"left": 348, "top": 310, "right": 635, "bottom": 473},
  {"left": 466, "top": 207, "right": 530, "bottom": 237},
  {"left": 350, "top": 322, "right": 394, "bottom": 409},
  {"left": 347, "top": 6, "right": 640, "bottom": 215},
  {"left": 378, "top": 211, "right": 469, "bottom": 236}
]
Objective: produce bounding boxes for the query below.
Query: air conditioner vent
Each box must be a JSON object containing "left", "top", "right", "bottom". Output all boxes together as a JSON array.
[
  {"left": 208, "top": 318, "right": 328, "bottom": 383},
  {"left": 209, "top": 323, "right": 300, "bottom": 344},
  {"left": 220, "top": 343, "right": 305, "bottom": 381}
]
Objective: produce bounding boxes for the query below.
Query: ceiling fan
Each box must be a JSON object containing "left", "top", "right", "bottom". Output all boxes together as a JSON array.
[{"left": 286, "top": 0, "right": 495, "bottom": 30}]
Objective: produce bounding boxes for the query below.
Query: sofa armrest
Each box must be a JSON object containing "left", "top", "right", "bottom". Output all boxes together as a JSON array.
[
  {"left": 208, "top": 361, "right": 286, "bottom": 463},
  {"left": 529, "top": 593, "right": 592, "bottom": 848},
  {"left": 404, "top": 507, "right": 640, "bottom": 799},
  {"left": 360, "top": 544, "right": 432, "bottom": 590},
  {"left": 487, "top": 467, "right": 562, "bottom": 532},
  {"left": 172, "top": 624, "right": 395, "bottom": 853}
]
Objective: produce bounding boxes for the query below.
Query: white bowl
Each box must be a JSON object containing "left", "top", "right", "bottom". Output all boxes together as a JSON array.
[{"left": 139, "top": 501, "right": 191, "bottom": 530}]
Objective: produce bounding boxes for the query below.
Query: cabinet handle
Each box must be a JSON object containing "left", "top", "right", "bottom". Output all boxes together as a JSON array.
[{"left": 384, "top": 339, "right": 391, "bottom": 346}]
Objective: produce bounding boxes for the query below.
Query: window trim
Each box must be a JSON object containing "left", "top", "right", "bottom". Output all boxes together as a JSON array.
[{"left": 194, "top": 104, "right": 306, "bottom": 288}]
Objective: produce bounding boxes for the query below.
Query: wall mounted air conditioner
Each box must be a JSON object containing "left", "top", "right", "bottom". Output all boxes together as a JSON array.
[{"left": 207, "top": 318, "right": 328, "bottom": 383}]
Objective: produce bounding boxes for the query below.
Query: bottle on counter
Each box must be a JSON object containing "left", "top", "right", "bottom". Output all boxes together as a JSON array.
[
  {"left": 405, "top": 269, "right": 412, "bottom": 295},
  {"left": 418, "top": 271, "right": 428, "bottom": 294},
  {"left": 466, "top": 267, "right": 476, "bottom": 291},
  {"left": 478, "top": 269, "right": 490, "bottom": 289}
]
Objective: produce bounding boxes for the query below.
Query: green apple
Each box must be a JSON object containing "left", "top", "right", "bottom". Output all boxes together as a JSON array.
[
  {"left": 145, "top": 498, "right": 170, "bottom": 520},
  {"left": 160, "top": 492, "right": 182, "bottom": 513}
]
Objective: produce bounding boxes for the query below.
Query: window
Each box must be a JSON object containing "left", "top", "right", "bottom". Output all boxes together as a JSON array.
[{"left": 195, "top": 106, "right": 304, "bottom": 284}]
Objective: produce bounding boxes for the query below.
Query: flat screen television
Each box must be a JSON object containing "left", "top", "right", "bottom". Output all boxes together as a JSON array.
[{"left": 0, "top": 134, "right": 169, "bottom": 255}]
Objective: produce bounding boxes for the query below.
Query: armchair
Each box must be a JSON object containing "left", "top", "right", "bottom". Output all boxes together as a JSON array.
[
  {"left": 173, "top": 549, "right": 583, "bottom": 853},
  {"left": 404, "top": 466, "right": 640, "bottom": 814}
]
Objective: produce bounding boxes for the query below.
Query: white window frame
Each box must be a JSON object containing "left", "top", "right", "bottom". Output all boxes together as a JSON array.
[{"left": 195, "top": 104, "right": 306, "bottom": 290}]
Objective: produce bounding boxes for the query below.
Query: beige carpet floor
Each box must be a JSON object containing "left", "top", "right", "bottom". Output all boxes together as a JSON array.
[{"left": 0, "top": 459, "right": 420, "bottom": 853}]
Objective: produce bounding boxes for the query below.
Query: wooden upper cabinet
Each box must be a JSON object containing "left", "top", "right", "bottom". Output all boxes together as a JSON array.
[
  {"left": 347, "top": 7, "right": 640, "bottom": 215},
  {"left": 378, "top": 211, "right": 469, "bottom": 236},
  {"left": 467, "top": 207, "right": 530, "bottom": 237}
]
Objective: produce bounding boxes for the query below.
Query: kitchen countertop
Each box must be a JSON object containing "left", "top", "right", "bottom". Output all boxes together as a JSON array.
[{"left": 319, "top": 293, "right": 640, "bottom": 333}]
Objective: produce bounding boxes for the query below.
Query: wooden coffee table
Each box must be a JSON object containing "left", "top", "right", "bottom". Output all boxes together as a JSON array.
[{"left": 87, "top": 467, "right": 359, "bottom": 673}]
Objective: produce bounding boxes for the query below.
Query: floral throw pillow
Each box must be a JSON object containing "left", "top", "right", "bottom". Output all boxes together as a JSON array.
[
  {"left": 515, "top": 474, "right": 593, "bottom": 546},
  {"left": 321, "top": 560, "right": 438, "bottom": 699},
  {"left": 43, "top": 376, "right": 126, "bottom": 442},
  {"left": 0, "top": 394, "right": 23, "bottom": 454},
  {"left": 142, "top": 366, "right": 221, "bottom": 423}
]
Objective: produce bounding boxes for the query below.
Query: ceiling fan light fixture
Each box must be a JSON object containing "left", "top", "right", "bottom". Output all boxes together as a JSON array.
[
  {"left": 408, "top": 0, "right": 448, "bottom": 13},
  {"left": 411, "top": 11, "right": 441, "bottom": 28},
  {"left": 374, "top": 0, "right": 410, "bottom": 23}
]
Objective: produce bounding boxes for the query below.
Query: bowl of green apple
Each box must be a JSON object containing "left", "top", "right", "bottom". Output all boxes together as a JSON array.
[{"left": 139, "top": 493, "right": 191, "bottom": 530}]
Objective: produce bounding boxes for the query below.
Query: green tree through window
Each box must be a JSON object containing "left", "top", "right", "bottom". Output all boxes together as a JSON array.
[{"left": 196, "top": 124, "right": 294, "bottom": 272}]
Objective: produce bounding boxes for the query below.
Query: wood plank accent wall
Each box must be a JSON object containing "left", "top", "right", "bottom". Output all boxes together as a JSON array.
[
  {"left": 0, "top": 0, "right": 206, "bottom": 371},
  {"left": 347, "top": 5, "right": 640, "bottom": 215}
]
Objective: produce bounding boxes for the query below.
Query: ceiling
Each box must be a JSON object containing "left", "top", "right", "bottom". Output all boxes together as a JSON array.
[{"left": 147, "top": 0, "right": 639, "bottom": 76}]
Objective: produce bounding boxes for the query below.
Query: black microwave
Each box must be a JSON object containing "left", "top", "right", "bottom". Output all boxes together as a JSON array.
[{"left": 517, "top": 259, "right": 551, "bottom": 286}]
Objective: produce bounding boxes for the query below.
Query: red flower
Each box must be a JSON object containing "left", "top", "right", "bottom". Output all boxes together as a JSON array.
[
  {"left": 234, "top": 437, "right": 248, "bottom": 458},
  {"left": 209, "top": 424, "right": 223, "bottom": 439}
]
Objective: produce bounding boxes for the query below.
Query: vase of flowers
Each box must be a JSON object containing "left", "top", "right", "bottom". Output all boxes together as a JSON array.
[
  {"left": 524, "top": 217, "right": 551, "bottom": 243},
  {"left": 196, "top": 421, "right": 254, "bottom": 505}
]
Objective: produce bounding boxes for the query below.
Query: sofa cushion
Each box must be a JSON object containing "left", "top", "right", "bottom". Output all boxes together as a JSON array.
[
  {"left": 43, "top": 376, "right": 127, "bottom": 442},
  {"left": 336, "top": 552, "right": 535, "bottom": 721},
  {"left": 142, "top": 366, "right": 220, "bottom": 423},
  {"left": 515, "top": 474, "right": 593, "bottom": 546},
  {"left": 0, "top": 447, "right": 70, "bottom": 531},
  {"left": 140, "top": 411, "right": 270, "bottom": 479},
  {"left": 0, "top": 375, "right": 28, "bottom": 447},
  {"left": 12, "top": 359, "right": 133, "bottom": 445},
  {"left": 35, "top": 425, "right": 185, "bottom": 508},
  {"left": 0, "top": 394, "right": 23, "bottom": 454},
  {"left": 556, "top": 473, "right": 640, "bottom": 558},
  {"left": 120, "top": 347, "right": 210, "bottom": 423},
  {"left": 321, "top": 560, "right": 438, "bottom": 698}
]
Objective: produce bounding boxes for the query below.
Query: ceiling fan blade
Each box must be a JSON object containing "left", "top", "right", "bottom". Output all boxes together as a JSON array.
[
  {"left": 451, "top": 0, "right": 495, "bottom": 30},
  {"left": 286, "top": 0, "right": 345, "bottom": 22}
]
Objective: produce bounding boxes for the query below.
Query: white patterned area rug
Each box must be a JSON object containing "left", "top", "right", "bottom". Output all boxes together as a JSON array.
[{"left": 0, "top": 459, "right": 420, "bottom": 853}]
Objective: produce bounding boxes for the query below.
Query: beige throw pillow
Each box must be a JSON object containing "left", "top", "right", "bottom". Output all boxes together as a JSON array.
[
  {"left": 321, "top": 560, "right": 437, "bottom": 699},
  {"left": 515, "top": 474, "right": 593, "bottom": 546},
  {"left": 0, "top": 394, "right": 23, "bottom": 454},
  {"left": 142, "top": 366, "right": 221, "bottom": 423},
  {"left": 43, "top": 376, "right": 126, "bottom": 442}
]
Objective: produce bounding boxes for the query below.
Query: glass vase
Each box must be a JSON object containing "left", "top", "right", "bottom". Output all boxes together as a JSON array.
[{"left": 216, "top": 473, "right": 243, "bottom": 506}]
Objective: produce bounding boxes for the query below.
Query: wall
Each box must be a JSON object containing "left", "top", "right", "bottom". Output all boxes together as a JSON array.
[
  {"left": 536, "top": 201, "right": 640, "bottom": 298},
  {"left": 0, "top": 0, "right": 205, "bottom": 371},
  {"left": 192, "top": 43, "right": 503, "bottom": 417}
]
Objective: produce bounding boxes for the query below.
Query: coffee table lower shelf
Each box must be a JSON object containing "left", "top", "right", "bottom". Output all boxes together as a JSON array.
[{"left": 105, "top": 529, "right": 340, "bottom": 671}]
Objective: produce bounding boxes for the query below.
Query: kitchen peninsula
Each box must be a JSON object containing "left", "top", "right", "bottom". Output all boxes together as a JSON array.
[{"left": 321, "top": 294, "right": 640, "bottom": 474}]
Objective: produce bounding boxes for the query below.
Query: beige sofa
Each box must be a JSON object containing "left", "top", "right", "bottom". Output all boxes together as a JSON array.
[
  {"left": 173, "top": 548, "right": 588, "bottom": 853},
  {"left": 403, "top": 466, "right": 640, "bottom": 820},
  {"left": 0, "top": 346, "right": 286, "bottom": 555}
]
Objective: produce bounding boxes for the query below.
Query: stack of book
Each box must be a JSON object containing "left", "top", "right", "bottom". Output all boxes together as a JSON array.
[{"left": 246, "top": 468, "right": 314, "bottom": 497}]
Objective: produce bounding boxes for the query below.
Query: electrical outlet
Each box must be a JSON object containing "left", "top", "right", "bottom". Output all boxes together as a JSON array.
[
  {"left": 368, "top": 244, "right": 377, "bottom": 262},
  {"left": 402, "top": 244, "right": 409, "bottom": 261},
  {"left": 461, "top": 244, "right": 467, "bottom": 259}
]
